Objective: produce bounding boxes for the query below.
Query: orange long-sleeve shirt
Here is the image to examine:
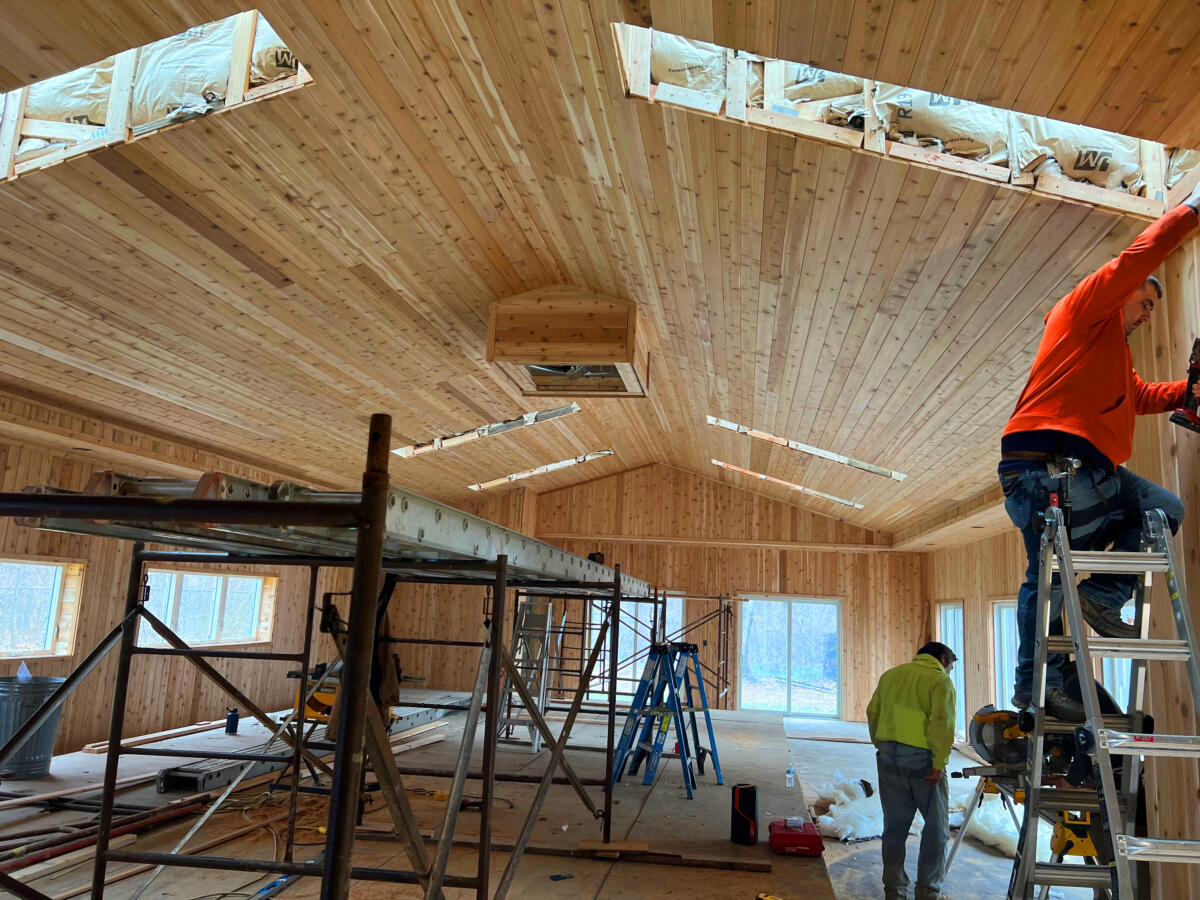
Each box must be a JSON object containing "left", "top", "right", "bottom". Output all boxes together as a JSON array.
[{"left": 1003, "top": 204, "right": 1196, "bottom": 467}]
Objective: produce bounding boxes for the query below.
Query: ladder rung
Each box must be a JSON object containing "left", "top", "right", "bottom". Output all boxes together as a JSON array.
[
  {"left": 1118, "top": 835, "right": 1200, "bottom": 864},
  {"left": 1052, "top": 550, "right": 1169, "bottom": 573},
  {"left": 1031, "top": 862, "right": 1114, "bottom": 888},
  {"left": 1045, "top": 636, "right": 1191, "bottom": 660},
  {"left": 1031, "top": 788, "right": 1101, "bottom": 813},
  {"left": 1099, "top": 730, "right": 1200, "bottom": 758}
]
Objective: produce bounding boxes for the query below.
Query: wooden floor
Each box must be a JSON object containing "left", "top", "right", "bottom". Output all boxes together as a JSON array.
[{"left": 1, "top": 708, "right": 835, "bottom": 899}]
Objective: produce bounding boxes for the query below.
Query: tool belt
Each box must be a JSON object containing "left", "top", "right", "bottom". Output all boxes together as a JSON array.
[{"left": 1001, "top": 452, "right": 1083, "bottom": 479}]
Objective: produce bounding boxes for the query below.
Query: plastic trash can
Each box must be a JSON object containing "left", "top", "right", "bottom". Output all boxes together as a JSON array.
[{"left": 0, "top": 675, "right": 66, "bottom": 778}]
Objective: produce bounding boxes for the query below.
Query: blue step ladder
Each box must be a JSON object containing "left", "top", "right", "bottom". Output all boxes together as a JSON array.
[{"left": 610, "top": 642, "right": 723, "bottom": 799}]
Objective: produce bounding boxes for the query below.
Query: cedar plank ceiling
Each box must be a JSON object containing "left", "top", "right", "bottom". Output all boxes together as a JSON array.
[{"left": 0, "top": 0, "right": 1189, "bottom": 535}]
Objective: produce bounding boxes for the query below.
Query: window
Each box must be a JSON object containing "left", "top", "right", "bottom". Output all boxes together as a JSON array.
[
  {"left": 937, "top": 602, "right": 967, "bottom": 739},
  {"left": 1100, "top": 598, "right": 1138, "bottom": 711},
  {"left": 138, "top": 570, "right": 276, "bottom": 647},
  {"left": 586, "top": 592, "right": 688, "bottom": 701},
  {"left": 739, "top": 596, "right": 841, "bottom": 717},
  {"left": 993, "top": 601, "right": 1018, "bottom": 708},
  {"left": 0, "top": 559, "right": 84, "bottom": 658},
  {"left": 664, "top": 593, "right": 684, "bottom": 640}
]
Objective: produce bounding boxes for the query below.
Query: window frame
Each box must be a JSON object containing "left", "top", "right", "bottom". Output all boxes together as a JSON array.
[
  {"left": 992, "top": 599, "right": 1018, "bottom": 708},
  {"left": 138, "top": 567, "right": 277, "bottom": 649},
  {"left": 737, "top": 593, "right": 843, "bottom": 719},
  {"left": 936, "top": 600, "right": 967, "bottom": 739},
  {"left": 0, "top": 555, "right": 85, "bottom": 660}
]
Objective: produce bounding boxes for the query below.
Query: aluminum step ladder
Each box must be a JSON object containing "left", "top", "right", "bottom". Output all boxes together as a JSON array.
[
  {"left": 609, "top": 642, "right": 722, "bottom": 799},
  {"left": 1009, "top": 506, "right": 1200, "bottom": 898}
]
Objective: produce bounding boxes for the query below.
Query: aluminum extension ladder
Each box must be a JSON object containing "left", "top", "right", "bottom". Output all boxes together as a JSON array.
[
  {"left": 609, "top": 641, "right": 722, "bottom": 799},
  {"left": 1009, "top": 506, "right": 1200, "bottom": 898},
  {"left": 499, "top": 596, "right": 554, "bottom": 752}
]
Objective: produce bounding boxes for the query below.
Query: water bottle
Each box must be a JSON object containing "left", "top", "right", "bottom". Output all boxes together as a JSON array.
[{"left": 785, "top": 767, "right": 795, "bottom": 788}]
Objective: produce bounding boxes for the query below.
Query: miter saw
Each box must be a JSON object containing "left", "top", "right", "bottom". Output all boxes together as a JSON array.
[{"left": 950, "top": 673, "right": 1145, "bottom": 871}]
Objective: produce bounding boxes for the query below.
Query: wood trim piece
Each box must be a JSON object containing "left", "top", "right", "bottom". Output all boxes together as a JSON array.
[
  {"left": 0, "top": 87, "right": 28, "bottom": 179},
  {"left": 651, "top": 83, "right": 723, "bottom": 115},
  {"left": 104, "top": 48, "right": 139, "bottom": 144},
  {"left": 18, "top": 119, "right": 104, "bottom": 142},
  {"left": 887, "top": 140, "right": 1010, "bottom": 183},
  {"left": 1140, "top": 140, "right": 1167, "bottom": 205},
  {"left": 537, "top": 531, "right": 894, "bottom": 553},
  {"left": 225, "top": 10, "right": 259, "bottom": 107},
  {"left": 862, "top": 80, "right": 886, "bottom": 153},
  {"left": 744, "top": 106, "right": 864, "bottom": 148},
  {"left": 612, "top": 22, "right": 650, "bottom": 99},
  {"left": 1034, "top": 173, "right": 1164, "bottom": 221},
  {"left": 725, "top": 51, "right": 747, "bottom": 121}
]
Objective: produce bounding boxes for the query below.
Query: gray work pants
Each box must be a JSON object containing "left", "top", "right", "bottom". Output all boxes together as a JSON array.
[{"left": 876, "top": 740, "right": 949, "bottom": 900}]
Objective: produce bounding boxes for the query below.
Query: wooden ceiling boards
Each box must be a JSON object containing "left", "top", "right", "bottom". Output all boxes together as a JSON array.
[{"left": 0, "top": 1, "right": 1183, "bottom": 540}]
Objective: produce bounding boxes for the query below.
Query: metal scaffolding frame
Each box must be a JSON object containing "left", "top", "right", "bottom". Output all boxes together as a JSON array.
[
  {"left": 530, "top": 592, "right": 734, "bottom": 715},
  {"left": 0, "top": 414, "right": 650, "bottom": 900}
]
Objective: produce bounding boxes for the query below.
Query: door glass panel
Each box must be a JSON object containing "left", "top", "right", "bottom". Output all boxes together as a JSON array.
[
  {"left": 790, "top": 601, "right": 839, "bottom": 716},
  {"left": 994, "top": 602, "right": 1018, "bottom": 707},
  {"left": 938, "top": 603, "right": 967, "bottom": 737},
  {"left": 739, "top": 598, "right": 789, "bottom": 711}
]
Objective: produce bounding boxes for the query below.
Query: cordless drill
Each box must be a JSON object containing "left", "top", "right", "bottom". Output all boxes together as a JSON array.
[{"left": 1171, "top": 338, "right": 1200, "bottom": 434}]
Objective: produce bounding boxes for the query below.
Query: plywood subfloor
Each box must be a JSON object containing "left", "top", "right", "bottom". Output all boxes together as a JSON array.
[{"left": 3, "top": 709, "right": 834, "bottom": 899}]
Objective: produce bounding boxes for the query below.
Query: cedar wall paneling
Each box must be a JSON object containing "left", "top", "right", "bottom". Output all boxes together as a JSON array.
[
  {"left": 0, "top": 441, "right": 349, "bottom": 753},
  {"left": 1127, "top": 232, "right": 1200, "bottom": 900},
  {"left": 390, "top": 467, "right": 929, "bottom": 721},
  {"left": 928, "top": 232, "right": 1200, "bottom": 899},
  {"left": 927, "top": 531, "right": 1024, "bottom": 728}
]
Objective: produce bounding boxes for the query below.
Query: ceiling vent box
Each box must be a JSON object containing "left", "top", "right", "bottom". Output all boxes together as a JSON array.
[{"left": 486, "top": 286, "right": 650, "bottom": 398}]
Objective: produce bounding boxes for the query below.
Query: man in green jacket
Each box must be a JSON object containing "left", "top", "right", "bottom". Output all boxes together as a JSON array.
[{"left": 866, "top": 641, "right": 958, "bottom": 900}]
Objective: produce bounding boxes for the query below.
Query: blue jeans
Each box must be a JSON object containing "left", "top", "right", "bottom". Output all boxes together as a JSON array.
[
  {"left": 876, "top": 740, "right": 949, "bottom": 900},
  {"left": 1000, "top": 463, "right": 1183, "bottom": 694}
]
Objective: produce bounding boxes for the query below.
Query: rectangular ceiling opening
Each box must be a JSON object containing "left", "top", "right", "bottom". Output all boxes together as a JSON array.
[
  {"left": 613, "top": 24, "right": 1200, "bottom": 220},
  {"left": 0, "top": 10, "right": 310, "bottom": 182}
]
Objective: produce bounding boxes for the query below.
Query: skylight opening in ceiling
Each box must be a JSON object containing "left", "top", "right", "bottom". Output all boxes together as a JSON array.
[
  {"left": 0, "top": 10, "right": 309, "bottom": 182},
  {"left": 711, "top": 459, "right": 863, "bottom": 510},
  {"left": 393, "top": 403, "right": 580, "bottom": 458},
  {"left": 707, "top": 415, "right": 906, "bottom": 481},
  {"left": 468, "top": 450, "right": 614, "bottom": 492},
  {"left": 612, "top": 24, "right": 1199, "bottom": 218}
]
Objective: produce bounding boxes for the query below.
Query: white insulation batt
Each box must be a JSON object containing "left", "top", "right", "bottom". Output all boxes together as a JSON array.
[
  {"left": 645, "top": 33, "right": 1158, "bottom": 195},
  {"left": 649, "top": 32, "right": 727, "bottom": 94},
  {"left": 811, "top": 772, "right": 1052, "bottom": 860},
  {"left": 18, "top": 14, "right": 295, "bottom": 159},
  {"left": 1010, "top": 113, "right": 1143, "bottom": 193},
  {"left": 871, "top": 85, "right": 1009, "bottom": 166},
  {"left": 1167, "top": 148, "right": 1200, "bottom": 189}
]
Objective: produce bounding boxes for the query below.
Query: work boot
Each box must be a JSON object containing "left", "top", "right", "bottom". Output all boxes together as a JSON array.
[
  {"left": 1044, "top": 687, "right": 1085, "bottom": 723},
  {"left": 1011, "top": 691, "right": 1032, "bottom": 710},
  {"left": 1079, "top": 589, "right": 1138, "bottom": 639}
]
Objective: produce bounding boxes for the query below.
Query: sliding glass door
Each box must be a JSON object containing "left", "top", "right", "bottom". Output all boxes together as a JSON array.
[{"left": 740, "top": 596, "right": 841, "bottom": 717}]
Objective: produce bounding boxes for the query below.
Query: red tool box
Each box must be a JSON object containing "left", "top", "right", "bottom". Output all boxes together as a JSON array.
[{"left": 767, "top": 819, "right": 824, "bottom": 856}]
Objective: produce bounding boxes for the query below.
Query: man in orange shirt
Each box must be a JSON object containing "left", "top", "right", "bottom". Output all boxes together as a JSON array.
[{"left": 1000, "top": 187, "right": 1200, "bottom": 722}]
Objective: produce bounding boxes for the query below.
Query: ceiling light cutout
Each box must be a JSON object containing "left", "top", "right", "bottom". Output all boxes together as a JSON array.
[
  {"left": 469, "top": 450, "right": 613, "bottom": 492},
  {"left": 394, "top": 403, "right": 579, "bottom": 458},
  {"left": 707, "top": 416, "right": 906, "bottom": 481},
  {"left": 712, "top": 459, "right": 863, "bottom": 509},
  {"left": 487, "top": 286, "right": 651, "bottom": 398}
]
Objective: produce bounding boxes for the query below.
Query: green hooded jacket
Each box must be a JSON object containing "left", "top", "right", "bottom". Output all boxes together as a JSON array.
[{"left": 865, "top": 653, "right": 956, "bottom": 771}]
